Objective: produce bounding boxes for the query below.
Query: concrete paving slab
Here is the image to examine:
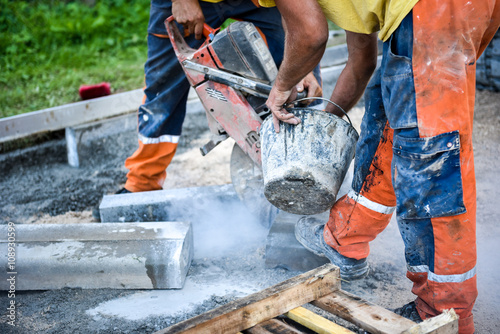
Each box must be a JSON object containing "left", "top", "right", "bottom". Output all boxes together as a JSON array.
[
  {"left": 0, "top": 222, "right": 193, "bottom": 290},
  {"left": 0, "top": 89, "right": 143, "bottom": 144}
]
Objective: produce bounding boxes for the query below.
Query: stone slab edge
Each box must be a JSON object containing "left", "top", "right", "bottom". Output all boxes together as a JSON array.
[{"left": 0, "top": 222, "right": 193, "bottom": 290}]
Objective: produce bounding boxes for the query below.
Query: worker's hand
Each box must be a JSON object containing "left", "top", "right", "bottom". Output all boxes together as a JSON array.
[
  {"left": 266, "top": 85, "right": 301, "bottom": 133},
  {"left": 296, "top": 71, "right": 322, "bottom": 103},
  {"left": 172, "top": 0, "right": 205, "bottom": 40}
]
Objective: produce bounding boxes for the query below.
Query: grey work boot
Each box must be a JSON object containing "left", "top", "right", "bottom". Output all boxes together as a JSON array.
[{"left": 295, "top": 216, "right": 369, "bottom": 280}]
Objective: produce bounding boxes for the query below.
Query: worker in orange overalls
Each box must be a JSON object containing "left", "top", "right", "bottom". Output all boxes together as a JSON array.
[
  {"left": 263, "top": 0, "right": 500, "bottom": 333},
  {"left": 120, "top": 0, "right": 321, "bottom": 194}
]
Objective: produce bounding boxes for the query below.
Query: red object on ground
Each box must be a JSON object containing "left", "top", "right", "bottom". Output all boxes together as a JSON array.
[{"left": 79, "top": 82, "right": 111, "bottom": 100}]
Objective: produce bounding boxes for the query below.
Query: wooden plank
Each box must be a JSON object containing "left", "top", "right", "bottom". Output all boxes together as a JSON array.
[
  {"left": 286, "top": 307, "right": 354, "bottom": 334},
  {"left": 402, "top": 309, "right": 458, "bottom": 334},
  {"left": 245, "top": 319, "right": 303, "bottom": 334},
  {"left": 0, "top": 89, "right": 143, "bottom": 143},
  {"left": 154, "top": 263, "right": 340, "bottom": 334},
  {"left": 312, "top": 290, "right": 416, "bottom": 334}
]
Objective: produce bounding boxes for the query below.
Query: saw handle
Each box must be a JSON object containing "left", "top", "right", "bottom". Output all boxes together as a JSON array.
[{"left": 166, "top": 15, "right": 218, "bottom": 42}]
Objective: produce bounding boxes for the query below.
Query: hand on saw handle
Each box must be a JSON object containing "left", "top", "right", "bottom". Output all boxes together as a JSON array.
[
  {"left": 266, "top": 71, "right": 322, "bottom": 133},
  {"left": 172, "top": 0, "right": 205, "bottom": 40}
]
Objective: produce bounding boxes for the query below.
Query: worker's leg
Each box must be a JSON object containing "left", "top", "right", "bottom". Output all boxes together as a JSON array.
[
  {"left": 124, "top": 2, "right": 202, "bottom": 192},
  {"left": 320, "top": 1, "right": 499, "bottom": 332},
  {"left": 397, "top": 1, "right": 500, "bottom": 333},
  {"left": 323, "top": 69, "right": 396, "bottom": 260}
]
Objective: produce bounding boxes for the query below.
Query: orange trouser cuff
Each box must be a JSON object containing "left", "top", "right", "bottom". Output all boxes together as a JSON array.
[
  {"left": 124, "top": 141, "right": 177, "bottom": 192},
  {"left": 324, "top": 194, "right": 392, "bottom": 260}
]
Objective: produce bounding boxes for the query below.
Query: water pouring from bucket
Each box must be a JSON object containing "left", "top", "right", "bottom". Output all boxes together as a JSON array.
[{"left": 260, "top": 102, "right": 359, "bottom": 215}]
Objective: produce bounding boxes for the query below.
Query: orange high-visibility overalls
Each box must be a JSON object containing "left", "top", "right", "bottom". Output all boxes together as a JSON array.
[{"left": 322, "top": 1, "right": 500, "bottom": 333}]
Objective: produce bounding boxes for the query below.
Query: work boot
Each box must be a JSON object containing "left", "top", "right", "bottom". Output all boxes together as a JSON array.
[
  {"left": 393, "top": 301, "right": 423, "bottom": 323},
  {"left": 92, "top": 187, "right": 132, "bottom": 221},
  {"left": 295, "top": 216, "right": 369, "bottom": 280}
]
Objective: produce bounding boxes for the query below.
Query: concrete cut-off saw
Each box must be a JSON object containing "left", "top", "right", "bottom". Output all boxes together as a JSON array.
[{"left": 165, "top": 17, "right": 301, "bottom": 227}]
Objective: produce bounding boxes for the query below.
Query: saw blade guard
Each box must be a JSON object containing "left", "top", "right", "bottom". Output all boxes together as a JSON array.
[{"left": 209, "top": 21, "right": 278, "bottom": 84}]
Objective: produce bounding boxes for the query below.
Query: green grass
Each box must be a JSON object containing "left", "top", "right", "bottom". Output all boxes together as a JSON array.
[
  {"left": 2, "top": 50, "right": 146, "bottom": 118},
  {"left": 0, "top": 0, "right": 150, "bottom": 118},
  {"left": 0, "top": 1, "right": 344, "bottom": 119}
]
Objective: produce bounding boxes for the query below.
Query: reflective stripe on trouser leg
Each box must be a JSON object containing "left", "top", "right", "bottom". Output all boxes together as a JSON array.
[{"left": 324, "top": 77, "right": 397, "bottom": 260}]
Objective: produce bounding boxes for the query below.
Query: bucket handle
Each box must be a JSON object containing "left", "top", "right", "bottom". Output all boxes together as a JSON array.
[{"left": 286, "top": 97, "right": 353, "bottom": 127}]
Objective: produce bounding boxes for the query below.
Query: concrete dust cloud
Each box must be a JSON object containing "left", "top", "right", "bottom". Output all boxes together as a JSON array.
[{"left": 168, "top": 194, "right": 269, "bottom": 259}]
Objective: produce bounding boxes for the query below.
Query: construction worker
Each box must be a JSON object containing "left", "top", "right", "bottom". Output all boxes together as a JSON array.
[
  {"left": 262, "top": 0, "right": 500, "bottom": 333},
  {"left": 119, "top": 0, "right": 321, "bottom": 194}
]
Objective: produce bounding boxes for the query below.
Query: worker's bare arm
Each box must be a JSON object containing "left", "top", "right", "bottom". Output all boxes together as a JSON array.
[
  {"left": 266, "top": 0, "right": 329, "bottom": 132},
  {"left": 327, "top": 31, "right": 378, "bottom": 117},
  {"left": 172, "top": 0, "right": 205, "bottom": 40}
]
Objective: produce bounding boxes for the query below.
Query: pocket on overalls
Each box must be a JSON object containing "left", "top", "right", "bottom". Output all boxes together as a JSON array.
[
  {"left": 392, "top": 131, "right": 466, "bottom": 219},
  {"left": 381, "top": 34, "right": 418, "bottom": 130}
]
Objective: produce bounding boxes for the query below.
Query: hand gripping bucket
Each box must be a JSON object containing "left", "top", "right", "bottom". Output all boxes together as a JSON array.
[{"left": 260, "top": 107, "right": 359, "bottom": 215}]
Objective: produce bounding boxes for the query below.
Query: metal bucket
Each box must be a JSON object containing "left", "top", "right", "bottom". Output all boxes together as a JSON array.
[{"left": 260, "top": 108, "right": 359, "bottom": 215}]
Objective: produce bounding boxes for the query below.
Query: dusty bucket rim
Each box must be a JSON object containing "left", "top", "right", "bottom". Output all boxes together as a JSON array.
[{"left": 261, "top": 107, "right": 358, "bottom": 137}]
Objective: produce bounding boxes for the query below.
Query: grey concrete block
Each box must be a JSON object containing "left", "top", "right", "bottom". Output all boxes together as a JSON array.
[
  {"left": 99, "top": 184, "right": 239, "bottom": 223},
  {"left": 0, "top": 222, "right": 193, "bottom": 290},
  {"left": 265, "top": 212, "right": 330, "bottom": 271},
  {"left": 320, "top": 40, "right": 382, "bottom": 70},
  {"left": 0, "top": 89, "right": 143, "bottom": 144},
  {"left": 186, "top": 98, "right": 205, "bottom": 114},
  {"left": 98, "top": 184, "right": 276, "bottom": 260}
]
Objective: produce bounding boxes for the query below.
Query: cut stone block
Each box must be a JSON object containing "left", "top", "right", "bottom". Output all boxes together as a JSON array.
[
  {"left": 0, "top": 222, "right": 192, "bottom": 290},
  {"left": 265, "top": 211, "right": 330, "bottom": 272},
  {"left": 99, "top": 184, "right": 240, "bottom": 223},
  {"left": 99, "top": 184, "right": 278, "bottom": 260}
]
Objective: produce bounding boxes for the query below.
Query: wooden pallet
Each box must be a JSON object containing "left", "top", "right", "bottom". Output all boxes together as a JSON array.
[{"left": 154, "top": 264, "right": 458, "bottom": 334}]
